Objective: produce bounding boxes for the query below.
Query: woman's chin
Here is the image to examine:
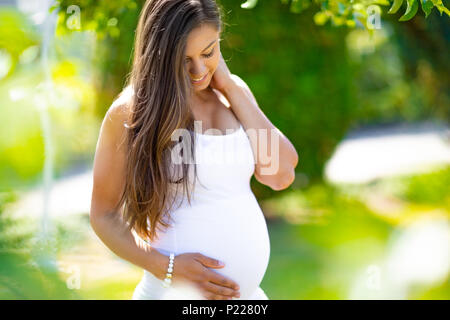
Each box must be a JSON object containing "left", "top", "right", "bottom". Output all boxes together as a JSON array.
[{"left": 193, "top": 82, "right": 211, "bottom": 92}]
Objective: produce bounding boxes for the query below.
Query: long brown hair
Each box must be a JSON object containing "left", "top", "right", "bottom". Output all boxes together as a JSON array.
[{"left": 116, "top": 0, "right": 224, "bottom": 243}]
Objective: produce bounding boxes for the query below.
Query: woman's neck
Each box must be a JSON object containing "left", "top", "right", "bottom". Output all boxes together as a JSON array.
[{"left": 192, "top": 86, "right": 214, "bottom": 103}]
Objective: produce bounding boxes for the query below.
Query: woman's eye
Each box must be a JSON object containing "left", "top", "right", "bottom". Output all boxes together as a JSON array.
[
  {"left": 185, "top": 49, "right": 214, "bottom": 63},
  {"left": 203, "top": 49, "right": 214, "bottom": 58}
]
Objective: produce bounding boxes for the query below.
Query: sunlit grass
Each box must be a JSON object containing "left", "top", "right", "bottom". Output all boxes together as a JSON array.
[
  {"left": 2, "top": 166, "right": 448, "bottom": 299},
  {"left": 54, "top": 169, "right": 449, "bottom": 299},
  {"left": 78, "top": 276, "right": 141, "bottom": 300}
]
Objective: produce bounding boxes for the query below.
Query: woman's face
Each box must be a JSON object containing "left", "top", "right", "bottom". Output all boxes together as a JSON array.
[{"left": 184, "top": 24, "right": 220, "bottom": 92}]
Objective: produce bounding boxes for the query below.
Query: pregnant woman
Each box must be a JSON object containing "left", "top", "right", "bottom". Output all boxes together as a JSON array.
[{"left": 90, "top": 0, "right": 298, "bottom": 300}]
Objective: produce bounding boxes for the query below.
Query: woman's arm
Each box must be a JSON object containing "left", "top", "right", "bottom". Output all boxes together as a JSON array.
[
  {"left": 90, "top": 98, "right": 242, "bottom": 300},
  {"left": 221, "top": 74, "right": 299, "bottom": 191},
  {"left": 90, "top": 101, "right": 168, "bottom": 281}
]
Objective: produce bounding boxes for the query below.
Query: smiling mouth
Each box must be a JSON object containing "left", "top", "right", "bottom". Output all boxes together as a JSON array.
[{"left": 191, "top": 73, "right": 208, "bottom": 83}]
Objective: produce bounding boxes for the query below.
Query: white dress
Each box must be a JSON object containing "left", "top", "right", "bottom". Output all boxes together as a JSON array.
[{"left": 132, "top": 123, "right": 271, "bottom": 300}]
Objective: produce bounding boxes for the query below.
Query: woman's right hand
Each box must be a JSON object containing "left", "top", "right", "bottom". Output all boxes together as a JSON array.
[{"left": 168, "top": 252, "right": 241, "bottom": 300}]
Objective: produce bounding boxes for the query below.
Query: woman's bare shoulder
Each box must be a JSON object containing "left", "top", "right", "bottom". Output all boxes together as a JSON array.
[
  {"left": 97, "top": 86, "right": 135, "bottom": 152},
  {"left": 105, "top": 85, "right": 134, "bottom": 130}
]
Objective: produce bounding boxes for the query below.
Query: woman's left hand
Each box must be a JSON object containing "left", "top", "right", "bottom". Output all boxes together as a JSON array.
[{"left": 209, "top": 52, "right": 233, "bottom": 93}]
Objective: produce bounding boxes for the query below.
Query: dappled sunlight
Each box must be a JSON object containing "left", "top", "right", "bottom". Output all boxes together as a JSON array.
[
  {"left": 1, "top": 0, "right": 449, "bottom": 300},
  {"left": 55, "top": 215, "right": 143, "bottom": 299},
  {"left": 325, "top": 122, "right": 450, "bottom": 184},
  {"left": 349, "top": 216, "right": 450, "bottom": 299},
  {"left": 261, "top": 166, "right": 449, "bottom": 299}
]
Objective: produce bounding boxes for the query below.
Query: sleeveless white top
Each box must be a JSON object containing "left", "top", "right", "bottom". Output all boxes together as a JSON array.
[{"left": 132, "top": 123, "right": 271, "bottom": 300}]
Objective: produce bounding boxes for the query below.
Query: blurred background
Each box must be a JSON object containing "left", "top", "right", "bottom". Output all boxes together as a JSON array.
[{"left": 0, "top": 0, "right": 449, "bottom": 299}]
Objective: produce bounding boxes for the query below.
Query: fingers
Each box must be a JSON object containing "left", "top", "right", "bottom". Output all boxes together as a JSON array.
[
  {"left": 204, "top": 269, "right": 240, "bottom": 291},
  {"left": 201, "top": 281, "right": 240, "bottom": 300},
  {"left": 194, "top": 253, "right": 224, "bottom": 269},
  {"left": 187, "top": 253, "right": 242, "bottom": 300}
]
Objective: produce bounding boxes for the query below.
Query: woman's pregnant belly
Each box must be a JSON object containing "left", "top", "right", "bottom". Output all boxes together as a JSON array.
[{"left": 148, "top": 192, "right": 271, "bottom": 300}]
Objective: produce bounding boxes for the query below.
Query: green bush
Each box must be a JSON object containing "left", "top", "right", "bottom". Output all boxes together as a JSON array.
[{"left": 0, "top": 192, "right": 79, "bottom": 299}]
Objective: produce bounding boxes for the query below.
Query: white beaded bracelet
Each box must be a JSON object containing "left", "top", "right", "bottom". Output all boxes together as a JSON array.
[{"left": 162, "top": 253, "right": 175, "bottom": 288}]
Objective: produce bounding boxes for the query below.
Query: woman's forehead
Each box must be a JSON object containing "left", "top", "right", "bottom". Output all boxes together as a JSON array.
[{"left": 185, "top": 25, "right": 219, "bottom": 54}]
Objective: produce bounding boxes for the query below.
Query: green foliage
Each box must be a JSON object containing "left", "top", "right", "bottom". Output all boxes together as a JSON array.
[
  {"left": 0, "top": 9, "right": 40, "bottom": 79},
  {"left": 431, "top": 0, "right": 450, "bottom": 15},
  {"left": 398, "top": 0, "right": 419, "bottom": 21},
  {"left": 54, "top": 0, "right": 140, "bottom": 39},
  {"left": 241, "top": 0, "right": 449, "bottom": 27},
  {"left": 221, "top": 2, "right": 356, "bottom": 187},
  {"left": 0, "top": 193, "right": 79, "bottom": 299},
  {"left": 401, "top": 167, "right": 450, "bottom": 208},
  {"left": 0, "top": 71, "right": 45, "bottom": 190},
  {"left": 420, "top": 0, "right": 436, "bottom": 17},
  {"left": 260, "top": 167, "right": 449, "bottom": 298},
  {"left": 0, "top": 58, "right": 99, "bottom": 191},
  {"left": 261, "top": 184, "right": 393, "bottom": 298},
  {"left": 388, "top": 0, "right": 404, "bottom": 13},
  {"left": 47, "top": 0, "right": 449, "bottom": 191},
  {"left": 0, "top": 6, "right": 101, "bottom": 191},
  {"left": 54, "top": 0, "right": 143, "bottom": 104}
]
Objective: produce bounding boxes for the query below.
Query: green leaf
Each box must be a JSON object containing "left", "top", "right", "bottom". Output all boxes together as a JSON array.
[
  {"left": 346, "top": 19, "right": 356, "bottom": 27},
  {"left": 431, "top": 0, "right": 450, "bottom": 16},
  {"left": 314, "top": 11, "right": 331, "bottom": 25},
  {"left": 290, "top": 0, "right": 312, "bottom": 13},
  {"left": 372, "top": 0, "right": 391, "bottom": 6},
  {"left": 388, "top": 0, "right": 404, "bottom": 13},
  {"left": 420, "top": 0, "right": 434, "bottom": 17},
  {"left": 241, "top": 0, "right": 258, "bottom": 9},
  {"left": 49, "top": 4, "right": 59, "bottom": 13},
  {"left": 399, "top": 0, "right": 419, "bottom": 20},
  {"left": 321, "top": 0, "right": 330, "bottom": 11}
]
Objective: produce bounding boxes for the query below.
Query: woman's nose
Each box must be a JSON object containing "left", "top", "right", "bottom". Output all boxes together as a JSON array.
[{"left": 189, "top": 61, "right": 207, "bottom": 76}]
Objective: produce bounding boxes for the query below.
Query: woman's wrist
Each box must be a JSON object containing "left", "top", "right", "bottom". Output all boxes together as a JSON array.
[
  {"left": 145, "top": 247, "right": 171, "bottom": 281},
  {"left": 221, "top": 76, "right": 237, "bottom": 97},
  {"left": 162, "top": 253, "right": 175, "bottom": 287}
]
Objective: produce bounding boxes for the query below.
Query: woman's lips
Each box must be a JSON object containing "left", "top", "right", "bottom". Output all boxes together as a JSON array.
[{"left": 191, "top": 73, "right": 208, "bottom": 84}]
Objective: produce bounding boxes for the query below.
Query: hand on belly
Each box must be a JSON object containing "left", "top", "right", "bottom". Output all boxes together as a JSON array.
[
  {"left": 165, "top": 251, "right": 241, "bottom": 300},
  {"left": 152, "top": 197, "right": 271, "bottom": 299}
]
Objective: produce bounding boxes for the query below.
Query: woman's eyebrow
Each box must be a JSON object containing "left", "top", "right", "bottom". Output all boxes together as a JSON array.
[{"left": 202, "top": 39, "right": 217, "bottom": 52}]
